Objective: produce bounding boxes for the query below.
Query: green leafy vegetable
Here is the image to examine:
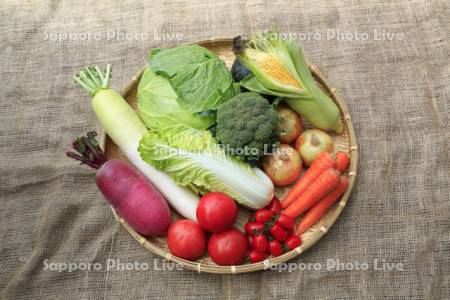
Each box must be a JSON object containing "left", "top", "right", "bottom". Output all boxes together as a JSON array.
[
  {"left": 138, "top": 125, "right": 274, "bottom": 209},
  {"left": 137, "top": 68, "right": 214, "bottom": 131},
  {"left": 149, "top": 44, "right": 239, "bottom": 113},
  {"left": 237, "top": 32, "right": 344, "bottom": 133},
  {"left": 66, "top": 131, "right": 106, "bottom": 169}
]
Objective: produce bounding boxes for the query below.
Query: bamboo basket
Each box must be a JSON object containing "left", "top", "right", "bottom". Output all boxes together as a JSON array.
[{"left": 101, "top": 38, "right": 358, "bottom": 274}]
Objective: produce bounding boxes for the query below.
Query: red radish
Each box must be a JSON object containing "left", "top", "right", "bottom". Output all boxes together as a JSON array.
[
  {"left": 335, "top": 152, "right": 350, "bottom": 173},
  {"left": 67, "top": 132, "right": 171, "bottom": 236},
  {"left": 96, "top": 160, "right": 171, "bottom": 236}
]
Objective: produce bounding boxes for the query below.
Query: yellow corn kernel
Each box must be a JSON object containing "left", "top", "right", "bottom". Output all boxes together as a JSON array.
[{"left": 248, "top": 49, "right": 300, "bottom": 88}]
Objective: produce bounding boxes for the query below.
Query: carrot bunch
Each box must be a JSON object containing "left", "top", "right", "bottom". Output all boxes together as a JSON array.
[{"left": 281, "top": 151, "right": 350, "bottom": 235}]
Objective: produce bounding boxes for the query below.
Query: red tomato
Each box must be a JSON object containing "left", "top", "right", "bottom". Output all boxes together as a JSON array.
[
  {"left": 248, "top": 235, "right": 254, "bottom": 249},
  {"left": 167, "top": 220, "right": 206, "bottom": 260},
  {"left": 267, "top": 196, "right": 282, "bottom": 214},
  {"left": 196, "top": 192, "right": 237, "bottom": 233},
  {"left": 254, "top": 209, "right": 273, "bottom": 223},
  {"left": 285, "top": 235, "right": 302, "bottom": 250},
  {"left": 251, "top": 235, "right": 268, "bottom": 253},
  {"left": 263, "top": 144, "right": 302, "bottom": 186},
  {"left": 269, "top": 223, "right": 288, "bottom": 242},
  {"left": 268, "top": 240, "right": 284, "bottom": 257},
  {"left": 286, "top": 228, "right": 294, "bottom": 236},
  {"left": 277, "top": 214, "right": 295, "bottom": 230},
  {"left": 245, "top": 222, "right": 265, "bottom": 236},
  {"left": 249, "top": 250, "right": 268, "bottom": 263},
  {"left": 208, "top": 229, "right": 248, "bottom": 266}
]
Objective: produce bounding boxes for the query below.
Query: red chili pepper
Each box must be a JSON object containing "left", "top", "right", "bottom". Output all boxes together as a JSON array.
[
  {"left": 269, "top": 223, "right": 288, "bottom": 242},
  {"left": 268, "top": 240, "right": 284, "bottom": 257},
  {"left": 285, "top": 235, "right": 302, "bottom": 250},
  {"left": 254, "top": 209, "right": 274, "bottom": 223},
  {"left": 277, "top": 214, "right": 295, "bottom": 230},
  {"left": 249, "top": 250, "right": 268, "bottom": 263},
  {"left": 244, "top": 222, "right": 265, "bottom": 236},
  {"left": 252, "top": 235, "right": 268, "bottom": 253},
  {"left": 267, "top": 196, "right": 282, "bottom": 214}
]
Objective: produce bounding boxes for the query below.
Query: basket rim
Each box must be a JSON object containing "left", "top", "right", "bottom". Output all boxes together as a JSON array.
[{"left": 100, "top": 38, "right": 359, "bottom": 274}]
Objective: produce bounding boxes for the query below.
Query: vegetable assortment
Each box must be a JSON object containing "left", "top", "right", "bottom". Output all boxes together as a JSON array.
[{"left": 68, "top": 29, "right": 353, "bottom": 268}]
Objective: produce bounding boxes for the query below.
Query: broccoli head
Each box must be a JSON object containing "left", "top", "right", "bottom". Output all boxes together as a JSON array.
[{"left": 216, "top": 92, "right": 278, "bottom": 162}]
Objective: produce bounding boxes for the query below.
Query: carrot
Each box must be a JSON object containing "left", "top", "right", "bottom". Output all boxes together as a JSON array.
[
  {"left": 296, "top": 177, "right": 348, "bottom": 234},
  {"left": 283, "top": 168, "right": 341, "bottom": 218},
  {"left": 282, "top": 152, "right": 336, "bottom": 208},
  {"left": 335, "top": 152, "right": 350, "bottom": 173}
]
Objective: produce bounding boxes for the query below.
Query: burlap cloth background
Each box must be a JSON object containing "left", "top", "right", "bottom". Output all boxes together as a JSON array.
[{"left": 1, "top": 0, "right": 449, "bottom": 299}]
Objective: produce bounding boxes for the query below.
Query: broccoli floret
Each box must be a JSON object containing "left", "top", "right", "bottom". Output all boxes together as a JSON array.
[{"left": 216, "top": 92, "right": 278, "bottom": 162}]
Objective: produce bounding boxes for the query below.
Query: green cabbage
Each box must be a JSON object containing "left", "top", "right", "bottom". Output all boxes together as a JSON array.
[
  {"left": 138, "top": 125, "right": 274, "bottom": 209},
  {"left": 149, "top": 44, "right": 239, "bottom": 113},
  {"left": 137, "top": 68, "right": 214, "bottom": 131}
]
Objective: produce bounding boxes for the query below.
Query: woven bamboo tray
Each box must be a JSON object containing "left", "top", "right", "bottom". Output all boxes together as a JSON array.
[{"left": 101, "top": 38, "right": 358, "bottom": 274}]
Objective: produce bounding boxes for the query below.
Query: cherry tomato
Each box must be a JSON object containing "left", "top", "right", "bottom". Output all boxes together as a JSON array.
[
  {"left": 251, "top": 235, "right": 268, "bottom": 253},
  {"left": 196, "top": 192, "right": 237, "bottom": 233},
  {"left": 269, "top": 223, "right": 288, "bottom": 242},
  {"left": 268, "top": 240, "right": 284, "bottom": 257},
  {"left": 249, "top": 250, "right": 268, "bottom": 263},
  {"left": 167, "top": 220, "right": 206, "bottom": 260},
  {"left": 286, "top": 228, "right": 294, "bottom": 236},
  {"left": 254, "top": 209, "right": 273, "bottom": 223},
  {"left": 277, "top": 214, "right": 295, "bottom": 230},
  {"left": 248, "top": 235, "right": 254, "bottom": 249},
  {"left": 208, "top": 229, "right": 248, "bottom": 266},
  {"left": 245, "top": 222, "right": 265, "bottom": 236},
  {"left": 285, "top": 235, "right": 302, "bottom": 250},
  {"left": 267, "top": 196, "right": 282, "bottom": 214}
]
